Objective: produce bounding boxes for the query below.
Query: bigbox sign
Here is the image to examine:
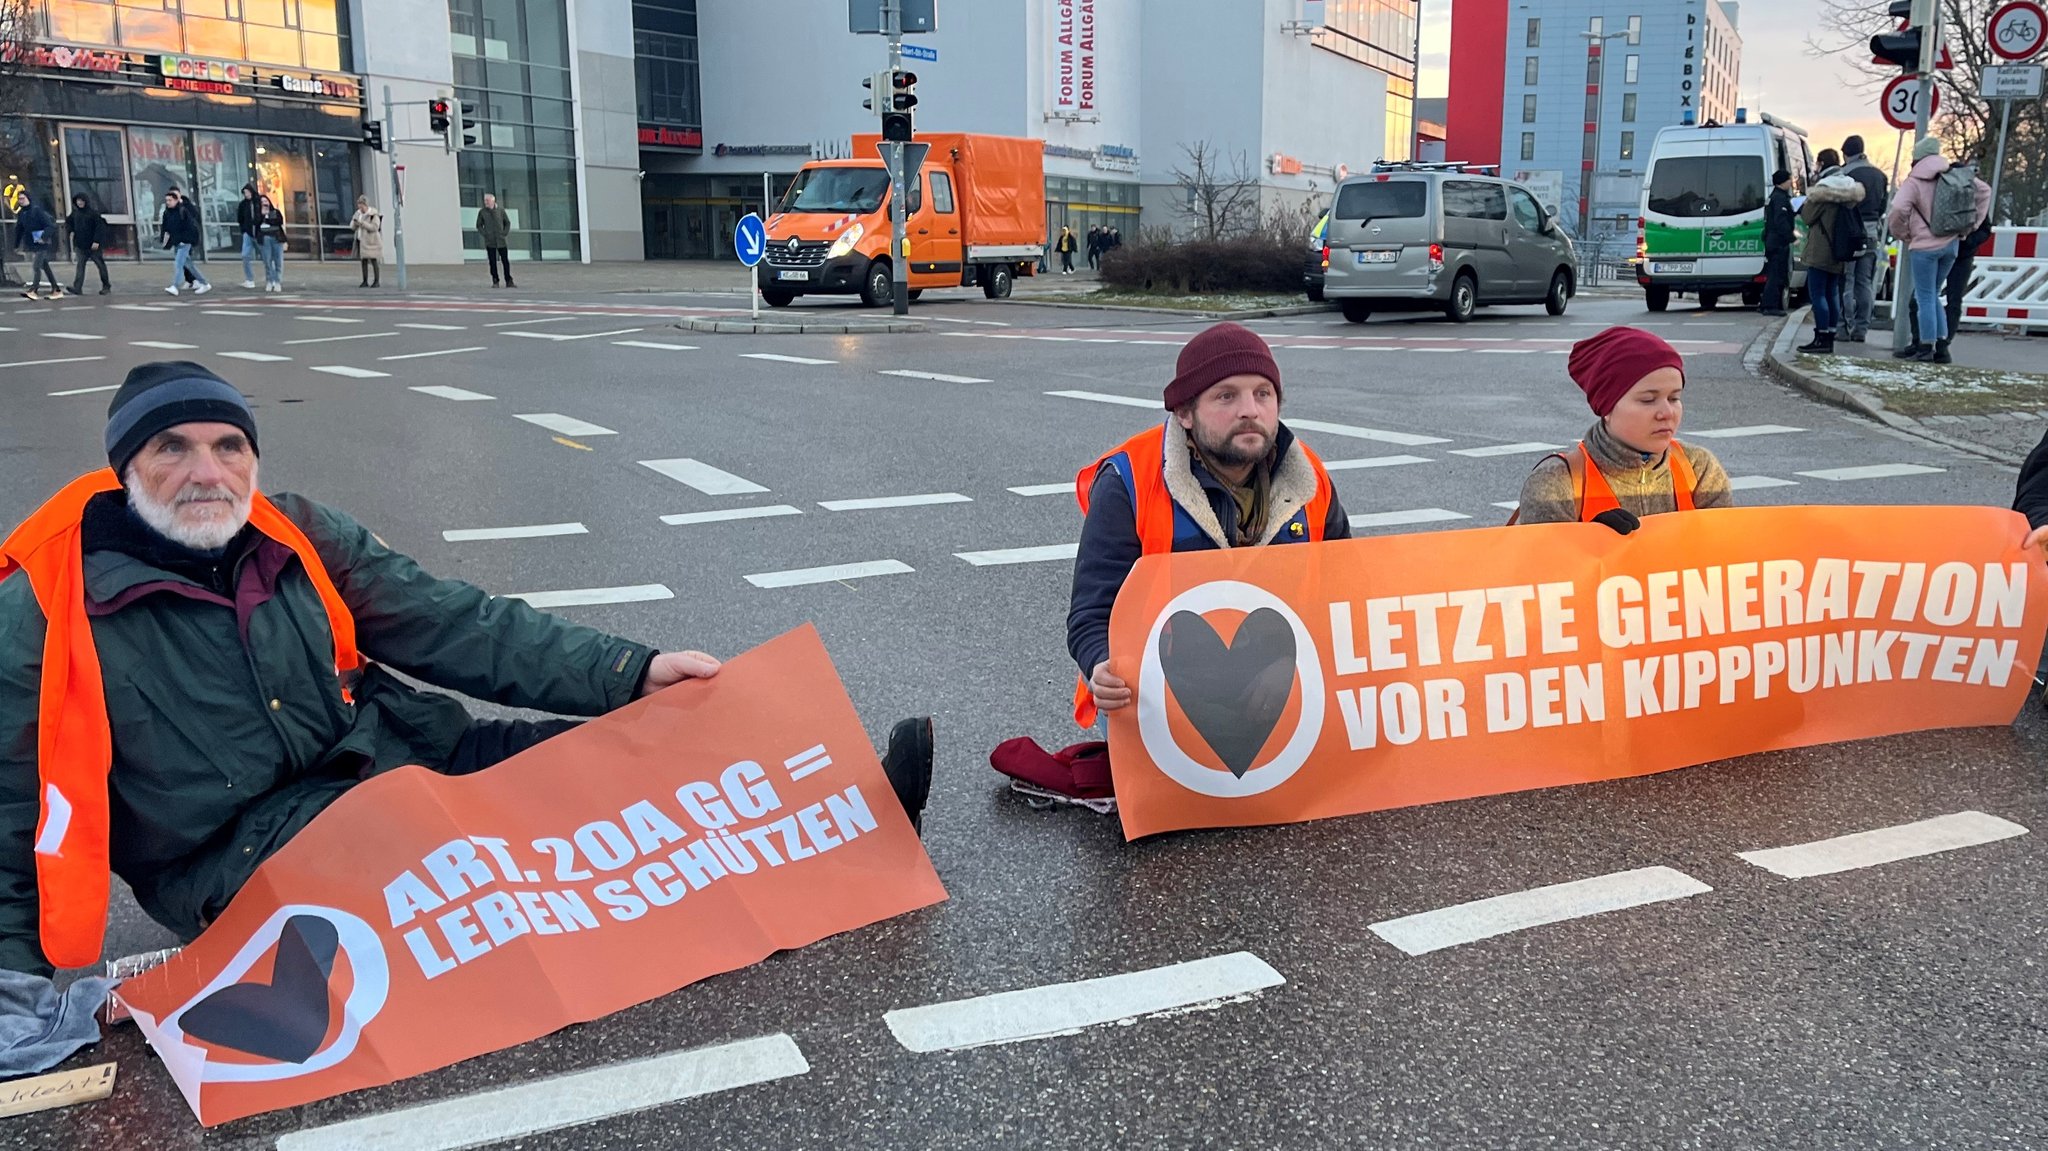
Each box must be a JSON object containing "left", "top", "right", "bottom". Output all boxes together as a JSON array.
[
  {"left": 114, "top": 625, "right": 947, "bottom": 1126},
  {"left": 1103, "top": 506, "right": 2048, "bottom": 839}
]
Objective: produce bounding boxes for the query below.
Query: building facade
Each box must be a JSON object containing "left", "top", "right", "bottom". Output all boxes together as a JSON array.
[{"left": 1446, "top": 0, "right": 1740, "bottom": 242}]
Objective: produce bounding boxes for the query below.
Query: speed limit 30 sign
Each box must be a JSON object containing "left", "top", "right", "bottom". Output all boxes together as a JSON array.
[
  {"left": 1990, "top": 0, "right": 2048, "bottom": 61},
  {"left": 1880, "top": 73, "right": 1941, "bottom": 131}
]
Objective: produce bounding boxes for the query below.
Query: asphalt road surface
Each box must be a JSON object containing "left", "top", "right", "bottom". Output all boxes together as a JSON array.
[{"left": 1, "top": 282, "right": 2042, "bottom": 1151}]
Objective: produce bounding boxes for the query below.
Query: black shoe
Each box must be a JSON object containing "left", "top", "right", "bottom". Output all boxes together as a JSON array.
[
  {"left": 1933, "top": 339, "right": 1953, "bottom": 365},
  {"left": 1759, "top": 308, "right": 1787, "bottom": 317},
  {"left": 1797, "top": 332, "right": 1833, "bottom": 354},
  {"left": 98, "top": 286, "right": 110, "bottom": 295},
  {"left": 504, "top": 280, "right": 516, "bottom": 289},
  {"left": 1892, "top": 342, "right": 1929, "bottom": 360},
  {"left": 491, "top": 280, "right": 500, "bottom": 288},
  {"left": 1841, "top": 331, "right": 1866, "bottom": 343},
  {"left": 880, "top": 717, "right": 934, "bottom": 834}
]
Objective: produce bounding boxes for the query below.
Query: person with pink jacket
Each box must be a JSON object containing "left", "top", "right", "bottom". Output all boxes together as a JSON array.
[{"left": 1887, "top": 136, "right": 1991, "bottom": 363}]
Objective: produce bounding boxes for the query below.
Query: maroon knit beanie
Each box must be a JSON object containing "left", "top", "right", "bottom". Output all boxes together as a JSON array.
[
  {"left": 1568, "top": 326, "right": 1686, "bottom": 417},
  {"left": 1163, "top": 322, "right": 1282, "bottom": 411}
]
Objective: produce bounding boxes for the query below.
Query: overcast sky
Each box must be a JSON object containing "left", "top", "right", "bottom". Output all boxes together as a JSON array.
[{"left": 1419, "top": 2, "right": 1911, "bottom": 170}]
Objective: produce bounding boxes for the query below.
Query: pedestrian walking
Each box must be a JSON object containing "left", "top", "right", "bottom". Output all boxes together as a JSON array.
[
  {"left": 164, "top": 188, "right": 205, "bottom": 291},
  {"left": 1759, "top": 169, "right": 1794, "bottom": 316},
  {"left": 476, "top": 193, "right": 515, "bottom": 288},
  {"left": 351, "top": 195, "right": 384, "bottom": 288},
  {"left": 256, "top": 194, "right": 286, "bottom": 292},
  {"left": 13, "top": 194, "right": 60, "bottom": 300},
  {"left": 1056, "top": 226, "right": 1077, "bottom": 274},
  {"left": 1838, "top": 135, "right": 1889, "bottom": 342},
  {"left": 1109, "top": 227, "right": 1123, "bottom": 252},
  {"left": 1086, "top": 225, "right": 1102, "bottom": 271},
  {"left": 236, "top": 184, "right": 259, "bottom": 289},
  {"left": 65, "top": 194, "right": 110, "bottom": 296},
  {"left": 160, "top": 190, "right": 209, "bottom": 296},
  {"left": 1888, "top": 137, "right": 1991, "bottom": 363},
  {"left": 1512, "top": 326, "right": 1734, "bottom": 528},
  {"left": 1796, "top": 154, "right": 1866, "bottom": 356}
]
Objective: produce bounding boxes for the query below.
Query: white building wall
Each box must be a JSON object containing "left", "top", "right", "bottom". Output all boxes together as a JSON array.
[
  {"left": 572, "top": 0, "right": 642, "bottom": 260},
  {"left": 1258, "top": 15, "right": 1391, "bottom": 220},
  {"left": 353, "top": 0, "right": 462, "bottom": 264}
]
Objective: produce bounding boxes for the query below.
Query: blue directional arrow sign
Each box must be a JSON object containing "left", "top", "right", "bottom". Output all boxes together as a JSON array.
[{"left": 735, "top": 212, "right": 767, "bottom": 267}]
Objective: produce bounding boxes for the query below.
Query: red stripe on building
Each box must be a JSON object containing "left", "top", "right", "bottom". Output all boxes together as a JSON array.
[{"left": 1446, "top": 0, "right": 1508, "bottom": 168}]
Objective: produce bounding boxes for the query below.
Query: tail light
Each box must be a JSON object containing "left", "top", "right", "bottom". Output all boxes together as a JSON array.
[
  {"left": 1321, "top": 243, "right": 1329, "bottom": 269},
  {"left": 1428, "top": 242, "right": 1444, "bottom": 272},
  {"left": 1635, "top": 217, "right": 1647, "bottom": 263}
]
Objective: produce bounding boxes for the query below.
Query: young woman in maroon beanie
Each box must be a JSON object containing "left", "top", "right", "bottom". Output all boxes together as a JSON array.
[{"left": 1513, "top": 325, "right": 1734, "bottom": 527}]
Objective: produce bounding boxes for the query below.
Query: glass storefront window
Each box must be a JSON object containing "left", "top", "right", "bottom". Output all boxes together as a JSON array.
[
  {"left": 63, "top": 128, "right": 128, "bottom": 217},
  {"left": 301, "top": 0, "right": 340, "bottom": 35},
  {"left": 48, "top": 0, "right": 117, "bottom": 43},
  {"left": 314, "top": 141, "right": 355, "bottom": 257},
  {"left": 117, "top": 7, "right": 183, "bottom": 52},
  {"left": 183, "top": 16, "right": 245, "bottom": 60},
  {"left": 192, "top": 130, "right": 252, "bottom": 255},
  {"left": 251, "top": 136, "right": 316, "bottom": 256},
  {"left": 244, "top": 23, "right": 301, "bottom": 66},
  {"left": 303, "top": 33, "right": 340, "bottom": 70},
  {"left": 128, "top": 127, "right": 193, "bottom": 259}
]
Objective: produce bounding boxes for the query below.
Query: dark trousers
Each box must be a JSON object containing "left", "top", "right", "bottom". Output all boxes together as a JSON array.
[
  {"left": 1060, "top": 250, "right": 1074, "bottom": 272},
  {"left": 360, "top": 257, "right": 379, "bottom": 286},
  {"left": 27, "top": 252, "right": 57, "bottom": 292},
  {"left": 487, "top": 246, "right": 513, "bottom": 284},
  {"left": 1909, "top": 249, "right": 1978, "bottom": 345},
  {"left": 443, "top": 717, "right": 580, "bottom": 776},
  {"left": 1761, "top": 245, "right": 1790, "bottom": 312},
  {"left": 71, "top": 250, "right": 109, "bottom": 291}
]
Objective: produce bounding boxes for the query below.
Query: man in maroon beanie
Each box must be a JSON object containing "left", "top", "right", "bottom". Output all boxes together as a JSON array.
[{"left": 1064, "top": 321, "right": 1351, "bottom": 725}]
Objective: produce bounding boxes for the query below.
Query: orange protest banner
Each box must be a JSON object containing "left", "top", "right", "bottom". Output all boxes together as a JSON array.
[
  {"left": 1104, "top": 506, "right": 2048, "bottom": 840},
  {"left": 113, "top": 624, "right": 945, "bottom": 1126}
]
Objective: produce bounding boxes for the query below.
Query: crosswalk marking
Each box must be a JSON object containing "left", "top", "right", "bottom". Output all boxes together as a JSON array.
[
  {"left": 745, "top": 559, "right": 914, "bottom": 589},
  {"left": 503, "top": 327, "right": 645, "bottom": 341},
  {"left": 397, "top": 322, "right": 468, "bottom": 331},
  {"left": 884, "top": 952, "right": 1284, "bottom": 1053},
  {"left": 444, "top": 522, "right": 588, "bottom": 542},
  {"left": 741, "top": 353, "right": 838, "bottom": 365},
  {"left": 1449, "top": 442, "right": 1566, "bottom": 458},
  {"left": 1728, "top": 475, "right": 1799, "bottom": 491},
  {"left": 48, "top": 384, "right": 119, "bottom": 396},
  {"left": 485, "top": 315, "right": 581, "bottom": 328},
  {"left": 129, "top": 340, "right": 197, "bottom": 349},
  {"left": 640, "top": 458, "right": 770, "bottom": 495},
  {"left": 660, "top": 505, "right": 803, "bottom": 526},
  {"left": 879, "top": 369, "right": 994, "bottom": 383},
  {"left": 0, "top": 356, "right": 104, "bottom": 369},
  {"left": 309, "top": 365, "right": 390, "bottom": 378},
  {"left": 282, "top": 331, "right": 398, "bottom": 345},
  {"left": 1796, "top": 463, "right": 1945, "bottom": 482},
  {"left": 505, "top": 583, "right": 674, "bottom": 608},
  {"left": 409, "top": 385, "right": 495, "bottom": 401},
  {"left": 381, "top": 346, "right": 488, "bottom": 361},
  {"left": 819, "top": 493, "right": 972, "bottom": 511},
  {"left": 1046, "top": 389, "right": 1155, "bottom": 409},
  {"left": 197, "top": 309, "right": 263, "bottom": 316},
  {"left": 1322, "top": 455, "right": 1435, "bottom": 470},
  {"left": 613, "top": 340, "right": 698, "bottom": 350},
  {"left": 1686, "top": 424, "right": 1805, "bottom": 439},
  {"left": 515, "top": 413, "right": 616, "bottom": 437},
  {"left": 41, "top": 332, "right": 104, "bottom": 340},
  {"left": 1350, "top": 508, "right": 1471, "bottom": 529},
  {"left": 219, "top": 351, "right": 291, "bottom": 362},
  {"left": 1736, "top": 811, "right": 2028, "bottom": 879},
  {"left": 1288, "top": 419, "right": 1452, "bottom": 447},
  {"left": 955, "top": 543, "right": 1079, "bottom": 566},
  {"left": 1369, "top": 867, "right": 1713, "bottom": 956},
  {"left": 1008, "top": 483, "right": 1074, "bottom": 496},
  {"left": 295, "top": 315, "right": 363, "bottom": 324},
  {"left": 110, "top": 304, "right": 172, "bottom": 313}
]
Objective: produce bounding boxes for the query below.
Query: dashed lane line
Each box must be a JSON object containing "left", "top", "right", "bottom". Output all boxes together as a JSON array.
[
  {"left": 0, "top": 356, "right": 104, "bottom": 369},
  {"left": 196, "top": 309, "right": 263, "bottom": 316},
  {"left": 1449, "top": 442, "right": 1567, "bottom": 458},
  {"left": 1728, "top": 475, "right": 1799, "bottom": 491},
  {"left": 282, "top": 331, "right": 400, "bottom": 345},
  {"left": 410, "top": 385, "right": 495, "bottom": 401},
  {"left": 309, "top": 365, "right": 391, "bottom": 379},
  {"left": 740, "top": 353, "right": 838, "bottom": 365},
  {"left": 955, "top": 543, "right": 1079, "bottom": 566},
  {"left": 397, "top": 322, "right": 468, "bottom": 331},
  {"left": 218, "top": 351, "right": 290, "bottom": 362},
  {"left": 1350, "top": 508, "right": 1472, "bottom": 530},
  {"left": 484, "top": 315, "right": 584, "bottom": 328},
  {"left": 1796, "top": 463, "right": 1946, "bottom": 482},
  {"left": 879, "top": 369, "right": 994, "bottom": 383},
  {"left": 819, "top": 493, "right": 973, "bottom": 511},
  {"left": 109, "top": 304, "right": 172, "bottom": 312},
  {"left": 444, "top": 522, "right": 588, "bottom": 542},
  {"left": 274, "top": 1035, "right": 809, "bottom": 1151},
  {"left": 1008, "top": 483, "right": 1073, "bottom": 496},
  {"left": 504, "top": 583, "right": 674, "bottom": 608},
  {"left": 41, "top": 332, "right": 104, "bottom": 340},
  {"left": 1323, "top": 455, "right": 1435, "bottom": 470},
  {"left": 48, "top": 384, "right": 119, "bottom": 396},
  {"left": 382, "top": 346, "right": 488, "bottom": 361},
  {"left": 502, "top": 327, "right": 645, "bottom": 341},
  {"left": 294, "top": 315, "right": 363, "bottom": 324},
  {"left": 640, "top": 458, "right": 770, "bottom": 495},
  {"left": 1736, "top": 811, "right": 2029, "bottom": 879},
  {"left": 661, "top": 505, "right": 804, "bottom": 526},
  {"left": 613, "top": 340, "right": 699, "bottom": 350},
  {"left": 1369, "top": 866, "right": 1714, "bottom": 957},
  {"left": 515, "top": 413, "right": 617, "bottom": 437},
  {"left": 744, "top": 559, "right": 915, "bottom": 589},
  {"left": 883, "top": 952, "right": 1285, "bottom": 1053},
  {"left": 1286, "top": 419, "right": 1452, "bottom": 447},
  {"left": 1686, "top": 424, "right": 1806, "bottom": 439},
  {"left": 1046, "top": 389, "right": 1154, "bottom": 409},
  {"left": 129, "top": 340, "right": 197, "bottom": 349}
]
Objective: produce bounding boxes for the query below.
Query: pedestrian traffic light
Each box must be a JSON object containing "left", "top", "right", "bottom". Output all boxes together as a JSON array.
[
  {"left": 457, "top": 101, "right": 478, "bottom": 151},
  {"left": 861, "top": 70, "right": 891, "bottom": 114},
  {"left": 881, "top": 69, "right": 917, "bottom": 143},
  {"left": 429, "top": 91, "right": 452, "bottom": 150},
  {"left": 363, "top": 119, "right": 385, "bottom": 152},
  {"left": 1870, "top": 0, "right": 1925, "bottom": 70}
]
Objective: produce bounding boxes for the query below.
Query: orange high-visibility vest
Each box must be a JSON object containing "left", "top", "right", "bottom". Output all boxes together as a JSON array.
[
  {"left": 1069, "top": 424, "right": 1333, "bottom": 726},
  {"left": 0, "top": 470, "right": 359, "bottom": 969},
  {"left": 1565, "top": 440, "right": 1697, "bottom": 521}
]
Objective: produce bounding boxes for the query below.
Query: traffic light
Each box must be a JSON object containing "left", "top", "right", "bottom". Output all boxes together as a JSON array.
[
  {"left": 429, "top": 91, "right": 452, "bottom": 150},
  {"left": 882, "top": 69, "right": 917, "bottom": 143},
  {"left": 1870, "top": 0, "right": 1924, "bottom": 70},
  {"left": 457, "top": 100, "right": 478, "bottom": 152},
  {"left": 363, "top": 119, "right": 385, "bottom": 152},
  {"left": 861, "top": 70, "right": 890, "bottom": 114}
]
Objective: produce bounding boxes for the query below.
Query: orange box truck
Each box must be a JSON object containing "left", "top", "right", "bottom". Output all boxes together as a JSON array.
[{"left": 758, "top": 132, "right": 1046, "bottom": 308}]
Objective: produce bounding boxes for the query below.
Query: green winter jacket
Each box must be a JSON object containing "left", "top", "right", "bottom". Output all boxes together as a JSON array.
[
  {"left": 475, "top": 205, "right": 511, "bottom": 247},
  {"left": 0, "top": 491, "right": 653, "bottom": 975}
]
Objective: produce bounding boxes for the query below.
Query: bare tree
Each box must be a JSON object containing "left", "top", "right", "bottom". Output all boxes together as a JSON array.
[{"left": 1171, "top": 141, "right": 1262, "bottom": 241}]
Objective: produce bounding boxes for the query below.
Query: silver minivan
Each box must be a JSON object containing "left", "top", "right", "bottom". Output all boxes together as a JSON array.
[{"left": 1322, "top": 166, "right": 1578, "bottom": 324}]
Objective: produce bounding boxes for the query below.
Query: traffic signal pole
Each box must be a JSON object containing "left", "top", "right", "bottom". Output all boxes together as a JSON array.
[
  {"left": 1892, "top": 0, "right": 1939, "bottom": 353},
  {"left": 384, "top": 85, "right": 407, "bottom": 291},
  {"left": 885, "top": 0, "right": 909, "bottom": 316}
]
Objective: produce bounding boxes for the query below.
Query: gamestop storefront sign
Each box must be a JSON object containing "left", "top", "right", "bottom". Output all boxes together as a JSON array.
[{"left": 1049, "top": 0, "right": 1097, "bottom": 113}]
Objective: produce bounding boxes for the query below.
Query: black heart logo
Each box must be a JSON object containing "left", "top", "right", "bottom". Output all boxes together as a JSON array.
[
  {"left": 180, "top": 914, "right": 340, "bottom": 1064},
  {"left": 1158, "top": 608, "right": 1298, "bottom": 778}
]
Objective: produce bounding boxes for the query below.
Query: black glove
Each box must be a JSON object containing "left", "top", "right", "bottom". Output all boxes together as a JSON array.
[{"left": 1592, "top": 508, "right": 1641, "bottom": 535}]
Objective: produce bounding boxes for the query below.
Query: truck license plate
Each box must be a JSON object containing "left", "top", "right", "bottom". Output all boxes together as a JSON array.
[
  {"left": 777, "top": 270, "right": 808, "bottom": 281},
  {"left": 1650, "top": 261, "right": 1695, "bottom": 275},
  {"left": 1356, "top": 250, "right": 1399, "bottom": 265}
]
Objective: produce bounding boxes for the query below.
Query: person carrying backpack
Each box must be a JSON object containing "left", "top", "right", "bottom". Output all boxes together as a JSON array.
[
  {"left": 1796, "top": 157, "right": 1866, "bottom": 356},
  {"left": 1888, "top": 137, "right": 1991, "bottom": 363}
]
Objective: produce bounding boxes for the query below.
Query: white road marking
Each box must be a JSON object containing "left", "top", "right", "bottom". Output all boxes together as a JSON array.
[
  {"left": 398, "top": 322, "right": 468, "bottom": 331},
  {"left": 309, "top": 365, "right": 391, "bottom": 378},
  {"left": 660, "top": 505, "right": 804, "bottom": 526},
  {"left": 1342, "top": 345, "right": 1406, "bottom": 352},
  {"left": 884, "top": 952, "right": 1285, "bottom": 1053},
  {"left": 274, "top": 1034, "right": 809, "bottom": 1151},
  {"left": 1686, "top": 424, "right": 1805, "bottom": 439},
  {"left": 1474, "top": 348, "right": 1538, "bottom": 355},
  {"left": 505, "top": 583, "right": 673, "bottom": 608},
  {"left": 218, "top": 351, "right": 290, "bottom": 362},
  {"left": 295, "top": 315, "right": 363, "bottom": 324},
  {"left": 1369, "top": 866, "right": 1713, "bottom": 956},
  {"left": 410, "top": 385, "right": 495, "bottom": 401},
  {"left": 741, "top": 353, "right": 838, "bottom": 365},
  {"left": 502, "top": 327, "right": 644, "bottom": 341},
  {"left": 1322, "top": 455, "right": 1435, "bottom": 470},
  {"left": 1493, "top": 500, "right": 1520, "bottom": 510},
  {"left": 613, "top": 340, "right": 699, "bottom": 350},
  {"left": 1349, "top": 508, "right": 1472, "bottom": 529},
  {"left": 640, "top": 458, "right": 770, "bottom": 495},
  {"left": 129, "top": 340, "right": 197, "bottom": 349},
  {"left": 879, "top": 369, "right": 994, "bottom": 383},
  {"left": 197, "top": 309, "right": 262, "bottom": 316},
  {"left": 41, "top": 332, "right": 104, "bottom": 340},
  {"left": 819, "top": 493, "right": 973, "bottom": 511},
  {"left": 515, "top": 413, "right": 616, "bottom": 436},
  {"left": 0, "top": 356, "right": 104, "bottom": 369},
  {"left": 110, "top": 304, "right": 172, "bottom": 312},
  {"left": 744, "top": 560, "right": 914, "bottom": 588},
  {"left": 443, "top": 522, "right": 589, "bottom": 542},
  {"left": 955, "top": 543, "right": 1080, "bottom": 566},
  {"left": 1728, "top": 475, "right": 1799, "bottom": 491},
  {"left": 1449, "top": 442, "right": 1567, "bottom": 458},
  {"left": 49, "top": 384, "right": 119, "bottom": 396},
  {"left": 485, "top": 315, "right": 582, "bottom": 327},
  {"left": 382, "top": 346, "right": 488, "bottom": 361},
  {"left": 282, "top": 331, "right": 399, "bottom": 345},
  {"left": 1047, "top": 389, "right": 1157, "bottom": 409},
  {"left": 1736, "top": 811, "right": 2029, "bottom": 879},
  {"left": 1285, "top": 419, "right": 1452, "bottom": 446},
  {"left": 1008, "top": 483, "right": 1074, "bottom": 496},
  {"left": 1796, "top": 463, "right": 1945, "bottom": 482}
]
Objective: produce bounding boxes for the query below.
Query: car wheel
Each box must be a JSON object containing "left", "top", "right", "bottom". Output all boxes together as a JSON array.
[
  {"left": 860, "top": 261, "right": 894, "bottom": 308},
  {"left": 1340, "top": 300, "right": 1373, "bottom": 324},
  {"left": 1307, "top": 282, "right": 1325, "bottom": 303},
  {"left": 762, "top": 288, "right": 795, "bottom": 308},
  {"left": 1544, "top": 270, "right": 1570, "bottom": 317},
  {"left": 1444, "top": 273, "right": 1477, "bottom": 323},
  {"left": 1699, "top": 292, "right": 1720, "bottom": 310},
  {"left": 981, "top": 265, "right": 1014, "bottom": 299},
  {"left": 1741, "top": 286, "right": 1763, "bottom": 307},
  {"left": 1646, "top": 286, "right": 1671, "bottom": 312}
]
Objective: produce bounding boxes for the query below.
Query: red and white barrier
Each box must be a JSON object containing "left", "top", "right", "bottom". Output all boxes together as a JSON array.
[{"left": 1961, "top": 228, "right": 2048, "bottom": 326}]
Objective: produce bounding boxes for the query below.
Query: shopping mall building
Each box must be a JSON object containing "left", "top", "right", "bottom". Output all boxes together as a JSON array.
[{"left": 9, "top": 0, "right": 1417, "bottom": 266}]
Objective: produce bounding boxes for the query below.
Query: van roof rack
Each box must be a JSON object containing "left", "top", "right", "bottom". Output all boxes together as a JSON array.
[{"left": 1369, "top": 160, "right": 1500, "bottom": 175}]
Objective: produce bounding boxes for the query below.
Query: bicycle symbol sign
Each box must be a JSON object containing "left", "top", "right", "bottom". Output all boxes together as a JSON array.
[{"left": 1990, "top": 0, "right": 2048, "bottom": 61}]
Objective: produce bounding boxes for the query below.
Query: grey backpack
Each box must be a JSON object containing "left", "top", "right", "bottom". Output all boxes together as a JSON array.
[{"left": 1929, "top": 165, "right": 1979, "bottom": 237}]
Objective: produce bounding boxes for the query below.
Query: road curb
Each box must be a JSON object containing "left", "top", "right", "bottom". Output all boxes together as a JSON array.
[
  {"left": 1762, "top": 306, "right": 2027, "bottom": 466},
  {"left": 676, "top": 316, "right": 925, "bottom": 335},
  {"left": 1006, "top": 299, "right": 1336, "bottom": 320}
]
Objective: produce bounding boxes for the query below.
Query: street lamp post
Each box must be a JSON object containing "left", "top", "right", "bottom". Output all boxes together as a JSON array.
[{"left": 1580, "top": 30, "right": 1630, "bottom": 250}]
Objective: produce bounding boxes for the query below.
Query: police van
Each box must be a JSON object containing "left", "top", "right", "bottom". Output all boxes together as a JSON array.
[{"left": 1636, "top": 112, "right": 1814, "bottom": 312}]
